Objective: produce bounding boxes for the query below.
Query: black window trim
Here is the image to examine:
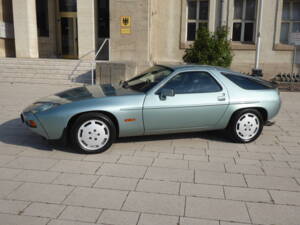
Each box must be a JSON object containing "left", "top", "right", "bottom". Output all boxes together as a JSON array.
[
  {"left": 221, "top": 72, "right": 275, "bottom": 90},
  {"left": 156, "top": 70, "right": 224, "bottom": 95}
]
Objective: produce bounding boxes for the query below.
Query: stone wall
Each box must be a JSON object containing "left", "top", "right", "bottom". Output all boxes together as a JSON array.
[
  {"left": 96, "top": 61, "right": 137, "bottom": 85},
  {"left": 109, "top": 0, "right": 151, "bottom": 71},
  {"left": 150, "top": 0, "right": 185, "bottom": 64}
]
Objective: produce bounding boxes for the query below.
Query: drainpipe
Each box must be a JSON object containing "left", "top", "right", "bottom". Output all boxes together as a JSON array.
[
  {"left": 253, "top": 0, "right": 264, "bottom": 76},
  {"left": 220, "top": 0, "right": 226, "bottom": 27}
]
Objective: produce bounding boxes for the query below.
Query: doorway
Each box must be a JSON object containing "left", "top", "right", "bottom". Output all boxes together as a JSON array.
[{"left": 57, "top": 0, "right": 78, "bottom": 59}]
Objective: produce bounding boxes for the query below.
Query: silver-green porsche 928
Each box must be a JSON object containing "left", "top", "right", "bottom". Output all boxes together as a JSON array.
[{"left": 21, "top": 65, "right": 281, "bottom": 153}]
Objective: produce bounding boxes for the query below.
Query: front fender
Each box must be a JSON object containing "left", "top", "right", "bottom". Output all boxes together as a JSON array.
[{"left": 36, "top": 95, "right": 145, "bottom": 140}]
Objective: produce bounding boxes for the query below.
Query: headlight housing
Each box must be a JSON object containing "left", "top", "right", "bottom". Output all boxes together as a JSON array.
[{"left": 31, "top": 102, "right": 60, "bottom": 114}]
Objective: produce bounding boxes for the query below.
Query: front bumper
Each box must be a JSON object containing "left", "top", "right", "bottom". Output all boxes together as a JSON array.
[{"left": 21, "top": 112, "right": 49, "bottom": 139}]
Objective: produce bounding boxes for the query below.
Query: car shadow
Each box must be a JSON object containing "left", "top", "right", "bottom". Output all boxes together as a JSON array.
[
  {"left": 0, "top": 118, "right": 232, "bottom": 153},
  {"left": 0, "top": 118, "right": 74, "bottom": 153},
  {"left": 117, "top": 130, "right": 231, "bottom": 144}
]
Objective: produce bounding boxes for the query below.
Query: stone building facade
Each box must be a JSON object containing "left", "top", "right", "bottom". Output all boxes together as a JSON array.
[{"left": 0, "top": 0, "right": 299, "bottom": 79}]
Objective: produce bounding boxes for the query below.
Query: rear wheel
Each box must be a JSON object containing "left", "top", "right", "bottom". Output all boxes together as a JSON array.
[
  {"left": 227, "top": 109, "right": 263, "bottom": 143},
  {"left": 71, "top": 113, "right": 116, "bottom": 154}
]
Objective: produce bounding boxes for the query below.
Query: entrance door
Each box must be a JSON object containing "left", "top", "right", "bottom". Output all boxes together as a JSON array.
[
  {"left": 60, "top": 13, "right": 78, "bottom": 58},
  {"left": 57, "top": 0, "right": 78, "bottom": 59}
]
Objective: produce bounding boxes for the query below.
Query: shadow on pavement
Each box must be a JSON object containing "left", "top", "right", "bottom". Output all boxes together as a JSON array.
[
  {"left": 0, "top": 118, "right": 72, "bottom": 152},
  {"left": 0, "top": 118, "right": 232, "bottom": 153},
  {"left": 117, "top": 130, "right": 231, "bottom": 144}
]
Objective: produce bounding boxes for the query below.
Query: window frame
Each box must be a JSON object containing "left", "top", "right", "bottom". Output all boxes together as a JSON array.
[
  {"left": 232, "top": 0, "right": 257, "bottom": 43},
  {"left": 180, "top": 0, "right": 216, "bottom": 48},
  {"left": 273, "top": 0, "right": 294, "bottom": 50},
  {"left": 157, "top": 70, "right": 224, "bottom": 95},
  {"left": 280, "top": 0, "right": 300, "bottom": 44},
  {"left": 186, "top": 0, "right": 210, "bottom": 41}
]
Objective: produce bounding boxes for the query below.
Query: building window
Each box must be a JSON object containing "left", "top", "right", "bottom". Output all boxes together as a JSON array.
[
  {"left": 98, "top": 0, "right": 110, "bottom": 38},
  {"left": 36, "top": 0, "right": 49, "bottom": 37},
  {"left": 232, "top": 0, "right": 256, "bottom": 43},
  {"left": 59, "top": 0, "right": 77, "bottom": 12},
  {"left": 187, "top": 0, "right": 209, "bottom": 41},
  {"left": 280, "top": 1, "right": 300, "bottom": 44}
]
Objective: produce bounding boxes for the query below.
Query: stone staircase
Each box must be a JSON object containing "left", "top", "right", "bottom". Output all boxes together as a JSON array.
[{"left": 0, "top": 58, "right": 94, "bottom": 86}]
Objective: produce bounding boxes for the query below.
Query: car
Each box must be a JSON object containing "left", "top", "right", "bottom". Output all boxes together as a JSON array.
[{"left": 21, "top": 65, "right": 281, "bottom": 154}]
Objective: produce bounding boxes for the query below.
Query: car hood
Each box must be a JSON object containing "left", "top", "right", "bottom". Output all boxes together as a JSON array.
[{"left": 33, "top": 84, "right": 141, "bottom": 105}]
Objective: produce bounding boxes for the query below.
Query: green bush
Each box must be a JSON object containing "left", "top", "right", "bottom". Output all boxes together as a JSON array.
[{"left": 183, "top": 26, "right": 233, "bottom": 68}]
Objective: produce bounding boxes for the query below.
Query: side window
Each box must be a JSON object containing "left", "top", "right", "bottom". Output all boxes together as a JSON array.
[
  {"left": 163, "top": 71, "right": 222, "bottom": 94},
  {"left": 222, "top": 73, "right": 273, "bottom": 90}
]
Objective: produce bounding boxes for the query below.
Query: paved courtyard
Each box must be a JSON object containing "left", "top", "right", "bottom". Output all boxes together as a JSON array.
[{"left": 0, "top": 82, "right": 300, "bottom": 225}]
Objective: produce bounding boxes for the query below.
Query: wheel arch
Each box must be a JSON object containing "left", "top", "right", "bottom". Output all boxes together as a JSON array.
[
  {"left": 227, "top": 107, "right": 268, "bottom": 128},
  {"left": 66, "top": 111, "right": 120, "bottom": 139}
]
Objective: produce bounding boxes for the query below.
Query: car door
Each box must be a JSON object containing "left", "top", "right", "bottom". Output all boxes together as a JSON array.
[{"left": 143, "top": 70, "right": 229, "bottom": 134}]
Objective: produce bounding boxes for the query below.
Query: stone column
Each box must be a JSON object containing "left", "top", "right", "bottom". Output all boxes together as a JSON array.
[
  {"left": 12, "top": 0, "right": 39, "bottom": 58},
  {"left": 77, "top": 0, "right": 96, "bottom": 59}
]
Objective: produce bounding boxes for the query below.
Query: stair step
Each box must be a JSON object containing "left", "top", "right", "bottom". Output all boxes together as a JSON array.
[
  {"left": 0, "top": 64, "right": 92, "bottom": 70},
  {"left": 0, "top": 58, "right": 95, "bottom": 85},
  {"left": 0, "top": 68, "right": 91, "bottom": 75},
  {"left": 0, "top": 74, "right": 69, "bottom": 80},
  {"left": 0, "top": 58, "right": 92, "bottom": 65},
  {"left": 0, "top": 77, "right": 87, "bottom": 86},
  {"left": 0, "top": 72, "right": 91, "bottom": 77}
]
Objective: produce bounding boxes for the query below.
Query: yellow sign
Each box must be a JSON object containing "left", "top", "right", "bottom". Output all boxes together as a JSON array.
[
  {"left": 121, "top": 28, "right": 131, "bottom": 34},
  {"left": 120, "top": 16, "right": 131, "bottom": 27},
  {"left": 120, "top": 16, "right": 131, "bottom": 34}
]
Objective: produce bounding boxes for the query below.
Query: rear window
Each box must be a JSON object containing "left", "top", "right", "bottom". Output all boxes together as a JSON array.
[{"left": 222, "top": 73, "right": 275, "bottom": 90}]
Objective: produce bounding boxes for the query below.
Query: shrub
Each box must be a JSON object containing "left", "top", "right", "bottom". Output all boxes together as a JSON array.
[{"left": 183, "top": 26, "right": 233, "bottom": 68}]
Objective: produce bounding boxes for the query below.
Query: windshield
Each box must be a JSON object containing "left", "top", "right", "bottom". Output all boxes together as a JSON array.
[{"left": 123, "top": 66, "right": 173, "bottom": 92}]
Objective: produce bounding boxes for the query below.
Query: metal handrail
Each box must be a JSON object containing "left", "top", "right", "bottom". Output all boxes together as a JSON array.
[
  {"left": 91, "top": 38, "right": 109, "bottom": 85},
  {"left": 68, "top": 49, "right": 96, "bottom": 81}
]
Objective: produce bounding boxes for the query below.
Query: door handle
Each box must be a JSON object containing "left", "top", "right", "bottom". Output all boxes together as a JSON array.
[{"left": 217, "top": 93, "right": 226, "bottom": 101}]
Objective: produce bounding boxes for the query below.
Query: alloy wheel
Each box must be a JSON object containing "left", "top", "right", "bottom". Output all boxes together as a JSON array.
[
  {"left": 235, "top": 113, "right": 260, "bottom": 141},
  {"left": 77, "top": 119, "right": 110, "bottom": 151}
]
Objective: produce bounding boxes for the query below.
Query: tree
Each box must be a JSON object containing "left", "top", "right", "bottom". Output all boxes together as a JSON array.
[{"left": 183, "top": 26, "right": 233, "bottom": 68}]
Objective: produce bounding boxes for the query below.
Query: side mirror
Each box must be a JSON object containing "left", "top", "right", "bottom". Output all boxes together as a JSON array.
[{"left": 159, "top": 88, "right": 175, "bottom": 100}]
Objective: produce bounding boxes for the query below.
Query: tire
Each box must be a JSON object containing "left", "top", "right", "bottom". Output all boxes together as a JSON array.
[
  {"left": 227, "top": 109, "right": 263, "bottom": 143},
  {"left": 71, "top": 112, "right": 116, "bottom": 154}
]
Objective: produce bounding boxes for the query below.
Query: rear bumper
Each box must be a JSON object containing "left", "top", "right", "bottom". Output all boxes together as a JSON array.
[
  {"left": 267, "top": 97, "right": 282, "bottom": 120},
  {"left": 21, "top": 112, "right": 49, "bottom": 139}
]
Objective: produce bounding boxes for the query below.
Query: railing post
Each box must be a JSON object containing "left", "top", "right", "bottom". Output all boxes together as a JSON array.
[{"left": 91, "top": 62, "right": 95, "bottom": 85}]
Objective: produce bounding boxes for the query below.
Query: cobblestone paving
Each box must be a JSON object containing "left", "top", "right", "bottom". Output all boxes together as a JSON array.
[{"left": 0, "top": 83, "right": 300, "bottom": 225}]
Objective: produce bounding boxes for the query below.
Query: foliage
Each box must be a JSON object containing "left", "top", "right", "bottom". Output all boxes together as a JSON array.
[{"left": 183, "top": 26, "right": 233, "bottom": 68}]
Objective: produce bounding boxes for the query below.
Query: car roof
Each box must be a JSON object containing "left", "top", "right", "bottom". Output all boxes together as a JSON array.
[{"left": 157, "top": 63, "right": 233, "bottom": 73}]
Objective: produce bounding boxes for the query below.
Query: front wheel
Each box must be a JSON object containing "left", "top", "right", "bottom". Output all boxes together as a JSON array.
[
  {"left": 227, "top": 109, "right": 263, "bottom": 143},
  {"left": 71, "top": 113, "right": 116, "bottom": 154}
]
